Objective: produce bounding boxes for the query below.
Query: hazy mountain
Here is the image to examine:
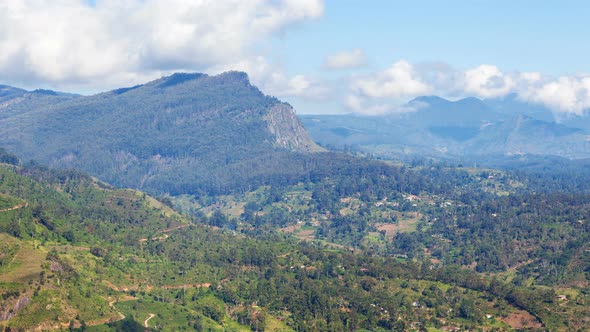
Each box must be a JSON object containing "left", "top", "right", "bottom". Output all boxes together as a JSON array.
[
  {"left": 405, "top": 95, "right": 501, "bottom": 128},
  {"left": 0, "top": 85, "right": 79, "bottom": 120},
  {"left": 0, "top": 84, "right": 26, "bottom": 101},
  {"left": 301, "top": 95, "right": 590, "bottom": 161},
  {"left": 0, "top": 72, "right": 324, "bottom": 195},
  {"left": 483, "top": 93, "right": 556, "bottom": 122}
]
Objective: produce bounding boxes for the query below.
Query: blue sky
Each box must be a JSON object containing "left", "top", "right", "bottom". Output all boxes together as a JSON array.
[
  {"left": 282, "top": 0, "right": 590, "bottom": 75},
  {"left": 278, "top": 1, "right": 590, "bottom": 114},
  {"left": 1, "top": 1, "right": 589, "bottom": 115}
]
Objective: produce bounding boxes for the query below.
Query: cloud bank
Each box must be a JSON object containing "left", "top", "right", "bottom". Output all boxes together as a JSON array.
[
  {"left": 0, "top": 0, "right": 325, "bottom": 99},
  {"left": 346, "top": 61, "right": 590, "bottom": 116}
]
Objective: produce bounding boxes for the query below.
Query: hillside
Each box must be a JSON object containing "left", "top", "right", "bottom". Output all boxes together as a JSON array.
[
  {"left": 4, "top": 152, "right": 587, "bottom": 330},
  {"left": 0, "top": 72, "right": 323, "bottom": 195},
  {"left": 300, "top": 95, "right": 590, "bottom": 161},
  {"left": 2, "top": 76, "right": 590, "bottom": 331}
]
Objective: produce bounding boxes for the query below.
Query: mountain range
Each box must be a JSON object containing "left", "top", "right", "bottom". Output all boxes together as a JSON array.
[{"left": 300, "top": 94, "right": 590, "bottom": 162}]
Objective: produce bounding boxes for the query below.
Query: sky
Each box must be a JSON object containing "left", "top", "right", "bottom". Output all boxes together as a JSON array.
[{"left": 1, "top": 0, "right": 590, "bottom": 115}]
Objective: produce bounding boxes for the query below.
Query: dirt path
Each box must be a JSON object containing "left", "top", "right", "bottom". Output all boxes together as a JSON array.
[
  {"left": 107, "top": 295, "right": 131, "bottom": 321},
  {"left": 144, "top": 313, "right": 155, "bottom": 328},
  {"left": 139, "top": 233, "right": 169, "bottom": 243},
  {"left": 161, "top": 282, "right": 211, "bottom": 290},
  {"left": 139, "top": 224, "right": 190, "bottom": 242},
  {"left": 0, "top": 202, "right": 27, "bottom": 212}
]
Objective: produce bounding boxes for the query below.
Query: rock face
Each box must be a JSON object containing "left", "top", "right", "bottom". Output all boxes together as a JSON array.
[{"left": 264, "top": 103, "right": 324, "bottom": 153}]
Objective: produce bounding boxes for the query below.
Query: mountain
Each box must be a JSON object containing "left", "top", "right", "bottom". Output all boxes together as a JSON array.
[
  {"left": 301, "top": 95, "right": 590, "bottom": 161},
  {"left": 484, "top": 93, "right": 555, "bottom": 122},
  {"left": 0, "top": 84, "right": 26, "bottom": 102},
  {"left": 0, "top": 72, "right": 324, "bottom": 195},
  {"left": 467, "top": 114, "right": 587, "bottom": 157},
  {"left": 0, "top": 85, "right": 79, "bottom": 121},
  {"left": 406, "top": 95, "right": 500, "bottom": 128}
]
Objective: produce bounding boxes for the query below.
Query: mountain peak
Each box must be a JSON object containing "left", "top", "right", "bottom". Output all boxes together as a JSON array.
[
  {"left": 217, "top": 70, "right": 250, "bottom": 81},
  {"left": 456, "top": 96, "right": 483, "bottom": 103},
  {"left": 32, "top": 89, "right": 58, "bottom": 96},
  {"left": 454, "top": 97, "right": 488, "bottom": 109},
  {"left": 158, "top": 72, "right": 208, "bottom": 88},
  {"left": 409, "top": 95, "right": 449, "bottom": 105},
  {"left": 0, "top": 84, "right": 27, "bottom": 98}
]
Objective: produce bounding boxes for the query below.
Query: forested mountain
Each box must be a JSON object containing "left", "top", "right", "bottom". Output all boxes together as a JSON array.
[
  {"left": 0, "top": 72, "right": 323, "bottom": 195},
  {"left": 301, "top": 95, "right": 590, "bottom": 161}
]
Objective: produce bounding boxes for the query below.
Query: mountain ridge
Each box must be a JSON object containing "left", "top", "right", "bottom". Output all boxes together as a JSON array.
[
  {"left": 0, "top": 71, "right": 324, "bottom": 195},
  {"left": 301, "top": 94, "right": 590, "bottom": 161}
]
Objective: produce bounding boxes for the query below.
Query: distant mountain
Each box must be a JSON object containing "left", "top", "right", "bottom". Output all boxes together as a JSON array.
[
  {"left": 0, "top": 72, "right": 324, "bottom": 195},
  {"left": 301, "top": 95, "right": 590, "bottom": 161},
  {"left": 483, "top": 93, "right": 555, "bottom": 122},
  {"left": 0, "top": 85, "right": 78, "bottom": 120},
  {"left": 0, "top": 84, "right": 26, "bottom": 101},
  {"left": 406, "top": 95, "right": 500, "bottom": 128}
]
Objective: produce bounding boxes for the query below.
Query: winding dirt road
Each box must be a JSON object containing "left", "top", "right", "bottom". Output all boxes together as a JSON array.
[
  {"left": 0, "top": 202, "right": 27, "bottom": 212},
  {"left": 144, "top": 313, "right": 155, "bottom": 328}
]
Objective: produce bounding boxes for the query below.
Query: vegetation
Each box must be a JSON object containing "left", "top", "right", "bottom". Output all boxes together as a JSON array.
[{"left": 0, "top": 147, "right": 587, "bottom": 331}]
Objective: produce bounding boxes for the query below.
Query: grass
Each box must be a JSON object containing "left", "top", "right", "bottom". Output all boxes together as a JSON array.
[
  {"left": 114, "top": 297, "right": 245, "bottom": 331},
  {"left": 264, "top": 313, "right": 294, "bottom": 332},
  {"left": 0, "top": 234, "right": 45, "bottom": 283},
  {"left": 376, "top": 211, "right": 421, "bottom": 238},
  {"left": 300, "top": 224, "right": 315, "bottom": 231},
  {"left": 116, "top": 299, "right": 198, "bottom": 330}
]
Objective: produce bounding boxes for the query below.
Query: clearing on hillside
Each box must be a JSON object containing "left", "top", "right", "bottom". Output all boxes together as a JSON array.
[{"left": 0, "top": 234, "right": 45, "bottom": 283}]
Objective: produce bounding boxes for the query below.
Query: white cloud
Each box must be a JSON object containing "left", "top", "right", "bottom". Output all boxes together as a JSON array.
[
  {"left": 343, "top": 59, "right": 590, "bottom": 116},
  {"left": 0, "top": 0, "right": 324, "bottom": 93},
  {"left": 353, "top": 60, "right": 432, "bottom": 99},
  {"left": 3, "top": 2, "right": 590, "bottom": 117},
  {"left": 463, "top": 65, "right": 515, "bottom": 98},
  {"left": 323, "top": 49, "right": 366, "bottom": 70},
  {"left": 522, "top": 76, "right": 590, "bottom": 116},
  {"left": 213, "top": 56, "right": 330, "bottom": 101},
  {"left": 519, "top": 71, "right": 542, "bottom": 83},
  {"left": 345, "top": 60, "right": 432, "bottom": 114}
]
